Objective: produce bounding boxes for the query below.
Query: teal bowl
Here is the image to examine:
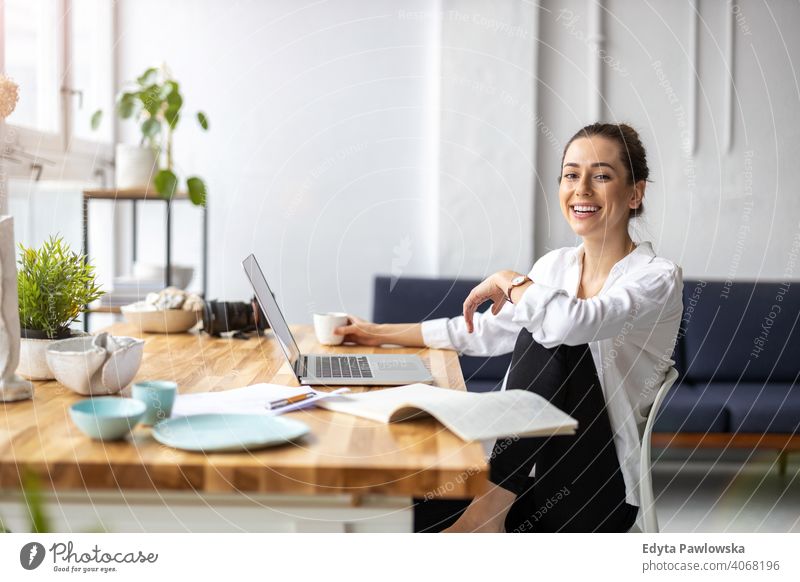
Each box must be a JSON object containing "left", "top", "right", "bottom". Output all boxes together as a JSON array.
[{"left": 69, "top": 397, "right": 147, "bottom": 441}]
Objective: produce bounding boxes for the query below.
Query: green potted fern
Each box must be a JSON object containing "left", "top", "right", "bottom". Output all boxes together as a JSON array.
[{"left": 17, "top": 236, "right": 104, "bottom": 380}]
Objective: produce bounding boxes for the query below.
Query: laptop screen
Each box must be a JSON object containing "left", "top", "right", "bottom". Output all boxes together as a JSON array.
[{"left": 242, "top": 254, "right": 301, "bottom": 375}]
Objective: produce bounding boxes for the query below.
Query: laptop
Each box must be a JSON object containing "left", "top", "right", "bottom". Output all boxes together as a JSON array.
[{"left": 242, "top": 254, "right": 434, "bottom": 386}]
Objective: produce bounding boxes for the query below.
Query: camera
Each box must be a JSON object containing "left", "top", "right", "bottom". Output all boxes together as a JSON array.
[{"left": 201, "top": 296, "right": 269, "bottom": 338}]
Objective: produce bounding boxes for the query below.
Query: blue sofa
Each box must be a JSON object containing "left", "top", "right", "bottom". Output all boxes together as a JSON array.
[
  {"left": 374, "top": 276, "right": 800, "bottom": 441},
  {"left": 374, "top": 275, "right": 800, "bottom": 531}
]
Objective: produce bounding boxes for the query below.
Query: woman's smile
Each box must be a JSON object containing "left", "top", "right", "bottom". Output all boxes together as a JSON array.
[{"left": 570, "top": 204, "right": 602, "bottom": 219}]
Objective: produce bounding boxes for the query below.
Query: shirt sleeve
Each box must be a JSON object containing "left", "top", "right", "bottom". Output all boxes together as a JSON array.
[
  {"left": 511, "top": 265, "right": 681, "bottom": 349},
  {"left": 420, "top": 301, "right": 522, "bottom": 357}
]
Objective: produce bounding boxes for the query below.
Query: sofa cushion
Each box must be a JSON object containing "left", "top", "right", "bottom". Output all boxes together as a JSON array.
[
  {"left": 373, "top": 276, "right": 511, "bottom": 381},
  {"left": 719, "top": 382, "right": 800, "bottom": 434},
  {"left": 654, "top": 382, "right": 730, "bottom": 433},
  {"left": 465, "top": 377, "right": 505, "bottom": 393},
  {"left": 680, "top": 280, "right": 800, "bottom": 383}
]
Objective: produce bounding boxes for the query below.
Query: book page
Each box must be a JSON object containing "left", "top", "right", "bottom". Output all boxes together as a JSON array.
[{"left": 319, "top": 384, "right": 577, "bottom": 442}]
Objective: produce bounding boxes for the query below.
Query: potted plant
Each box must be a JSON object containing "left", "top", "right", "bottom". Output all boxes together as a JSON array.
[
  {"left": 16, "top": 237, "right": 104, "bottom": 380},
  {"left": 92, "top": 63, "right": 209, "bottom": 206}
]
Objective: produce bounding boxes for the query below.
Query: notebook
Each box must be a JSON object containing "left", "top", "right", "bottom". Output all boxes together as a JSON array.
[{"left": 317, "top": 383, "right": 578, "bottom": 442}]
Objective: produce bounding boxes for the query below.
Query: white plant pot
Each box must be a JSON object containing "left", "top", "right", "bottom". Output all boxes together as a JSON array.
[
  {"left": 18, "top": 331, "right": 89, "bottom": 380},
  {"left": 115, "top": 144, "right": 157, "bottom": 189}
]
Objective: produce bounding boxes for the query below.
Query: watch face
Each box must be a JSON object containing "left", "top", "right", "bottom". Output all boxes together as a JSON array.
[{"left": 512, "top": 275, "right": 526, "bottom": 285}]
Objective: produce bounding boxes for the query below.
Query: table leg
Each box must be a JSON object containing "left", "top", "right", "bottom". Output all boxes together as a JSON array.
[
  {"left": 165, "top": 200, "right": 172, "bottom": 287},
  {"left": 132, "top": 199, "right": 137, "bottom": 264},
  {"left": 82, "top": 195, "right": 89, "bottom": 332},
  {"left": 202, "top": 203, "right": 208, "bottom": 298}
]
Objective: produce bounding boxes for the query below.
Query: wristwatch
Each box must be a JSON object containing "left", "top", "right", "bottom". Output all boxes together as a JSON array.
[{"left": 505, "top": 275, "right": 532, "bottom": 304}]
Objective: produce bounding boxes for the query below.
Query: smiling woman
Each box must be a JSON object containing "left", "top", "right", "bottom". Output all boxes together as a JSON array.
[{"left": 336, "top": 122, "right": 683, "bottom": 533}]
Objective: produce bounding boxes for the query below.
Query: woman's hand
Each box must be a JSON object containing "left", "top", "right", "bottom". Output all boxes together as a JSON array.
[
  {"left": 332, "top": 315, "right": 385, "bottom": 346},
  {"left": 463, "top": 270, "right": 520, "bottom": 333}
]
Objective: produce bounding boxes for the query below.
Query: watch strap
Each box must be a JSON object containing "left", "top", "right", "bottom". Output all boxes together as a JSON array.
[{"left": 506, "top": 275, "right": 532, "bottom": 304}]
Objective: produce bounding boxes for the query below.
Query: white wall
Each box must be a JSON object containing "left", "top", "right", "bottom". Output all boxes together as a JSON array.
[
  {"left": 116, "top": 0, "right": 439, "bottom": 323},
  {"left": 439, "top": 0, "right": 800, "bottom": 283},
  {"left": 531, "top": 0, "right": 800, "bottom": 279},
  {"left": 437, "top": 0, "right": 537, "bottom": 277},
  {"left": 115, "top": 0, "right": 800, "bottom": 329}
]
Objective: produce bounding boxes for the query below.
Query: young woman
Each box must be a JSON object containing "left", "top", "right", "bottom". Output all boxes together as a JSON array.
[{"left": 334, "top": 123, "right": 684, "bottom": 532}]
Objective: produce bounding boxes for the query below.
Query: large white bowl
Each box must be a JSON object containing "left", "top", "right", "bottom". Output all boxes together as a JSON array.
[
  {"left": 47, "top": 335, "right": 145, "bottom": 396},
  {"left": 121, "top": 303, "right": 200, "bottom": 333}
]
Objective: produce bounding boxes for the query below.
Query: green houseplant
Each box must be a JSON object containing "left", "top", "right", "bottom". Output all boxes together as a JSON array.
[
  {"left": 16, "top": 236, "right": 103, "bottom": 380},
  {"left": 92, "top": 64, "right": 209, "bottom": 206}
]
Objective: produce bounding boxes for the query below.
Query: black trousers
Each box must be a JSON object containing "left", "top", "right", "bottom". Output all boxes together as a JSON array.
[{"left": 490, "top": 329, "right": 638, "bottom": 532}]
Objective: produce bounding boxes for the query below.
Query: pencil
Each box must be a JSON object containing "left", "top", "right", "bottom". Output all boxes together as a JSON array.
[{"left": 267, "top": 391, "right": 316, "bottom": 410}]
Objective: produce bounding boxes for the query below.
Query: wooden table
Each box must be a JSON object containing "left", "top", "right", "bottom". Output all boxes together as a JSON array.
[{"left": 0, "top": 324, "right": 487, "bottom": 532}]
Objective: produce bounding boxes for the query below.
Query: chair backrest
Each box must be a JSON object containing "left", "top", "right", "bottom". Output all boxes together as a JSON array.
[{"left": 636, "top": 366, "right": 679, "bottom": 533}]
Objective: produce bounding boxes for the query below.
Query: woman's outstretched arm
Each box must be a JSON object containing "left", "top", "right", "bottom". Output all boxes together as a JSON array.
[{"left": 333, "top": 315, "right": 425, "bottom": 347}]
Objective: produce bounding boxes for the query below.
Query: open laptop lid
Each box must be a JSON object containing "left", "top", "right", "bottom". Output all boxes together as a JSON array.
[{"left": 242, "top": 254, "right": 302, "bottom": 378}]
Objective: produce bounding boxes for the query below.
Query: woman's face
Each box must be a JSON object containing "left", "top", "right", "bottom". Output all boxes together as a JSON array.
[{"left": 559, "top": 136, "right": 643, "bottom": 242}]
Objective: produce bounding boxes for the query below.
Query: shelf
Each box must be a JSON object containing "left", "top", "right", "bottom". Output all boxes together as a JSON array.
[
  {"left": 81, "top": 187, "right": 208, "bottom": 331},
  {"left": 83, "top": 188, "right": 190, "bottom": 201}
]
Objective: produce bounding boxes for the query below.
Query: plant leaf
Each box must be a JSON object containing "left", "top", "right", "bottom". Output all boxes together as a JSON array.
[
  {"left": 17, "top": 236, "right": 104, "bottom": 336},
  {"left": 166, "top": 90, "right": 182, "bottom": 109},
  {"left": 137, "top": 67, "right": 158, "bottom": 87},
  {"left": 159, "top": 79, "right": 178, "bottom": 100},
  {"left": 116, "top": 93, "right": 136, "bottom": 119},
  {"left": 141, "top": 118, "right": 161, "bottom": 138},
  {"left": 90, "top": 110, "right": 103, "bottom": 131},
  {"left": 196, "top": 111, "right": 209, "bottom": 131},
  {"left": 139, "top": 84, "right": 162, "bottom": 116},
  {"left": 154, "top": 169, "right": 178, "bottom": 201},
  {"left": 164, "top": 106, "right": 181, "bottom": 128},
  {"left": 186, "top": 176, "right": 206, "bottom": 206}
]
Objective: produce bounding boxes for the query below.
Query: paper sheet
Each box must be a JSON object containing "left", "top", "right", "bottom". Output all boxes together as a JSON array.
[{"left": 172, "top": 384, "right": 349, "bottom": 417}]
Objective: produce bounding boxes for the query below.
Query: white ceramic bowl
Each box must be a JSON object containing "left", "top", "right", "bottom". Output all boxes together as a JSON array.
[
  {"left": 47, "top": 335, "right": 145, "bottom": 395},
  {"left": 121, "top": 302, "right": 200, "bottom": 333}
]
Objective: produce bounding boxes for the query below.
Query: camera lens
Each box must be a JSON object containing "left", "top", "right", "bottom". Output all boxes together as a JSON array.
[{"left": 202, "top": 300, "right": 259, "bottom": 336}]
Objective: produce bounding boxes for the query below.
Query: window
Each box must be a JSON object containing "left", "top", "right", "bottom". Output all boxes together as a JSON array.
[
  {"left": 3, "top": 0, "right": 60, "bottom": 134},
  {"left": 2, "top": 0, "right": 114, "bottom": 182},
  {"left": 68, "top": 0, "right": 114, "bottom": 143}
]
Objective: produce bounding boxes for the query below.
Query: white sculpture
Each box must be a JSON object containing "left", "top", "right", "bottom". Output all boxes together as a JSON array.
[{"left": 0, "top": 215, "right": 33, "bottom": 401}]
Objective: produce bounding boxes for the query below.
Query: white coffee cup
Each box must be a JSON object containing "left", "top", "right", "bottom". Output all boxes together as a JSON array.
[{"left": 313, "top": 312, "right": 349, "bottom": 345}]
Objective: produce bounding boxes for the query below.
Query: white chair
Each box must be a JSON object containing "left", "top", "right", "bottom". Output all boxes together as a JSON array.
[{"left": 631, "top": 366, "right": 679, "bottom": 533}]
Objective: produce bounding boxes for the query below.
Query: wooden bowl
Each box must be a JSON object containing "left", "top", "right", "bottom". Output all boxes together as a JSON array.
[{"left": 121, "top": 302, "right": 200, "bottom": 333}]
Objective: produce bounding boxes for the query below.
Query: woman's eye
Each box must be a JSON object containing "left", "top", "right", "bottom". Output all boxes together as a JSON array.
[
  {"left": 563, "top": 173, "right": 578, "bottom": 180},
  {"left": 595, "top": 174, "right": 610, "bottom": 181}
]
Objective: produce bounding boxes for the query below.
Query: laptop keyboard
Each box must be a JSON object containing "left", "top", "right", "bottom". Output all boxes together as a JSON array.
[{"left": 316, "top": 356, "right": 373, "bottom": 379}]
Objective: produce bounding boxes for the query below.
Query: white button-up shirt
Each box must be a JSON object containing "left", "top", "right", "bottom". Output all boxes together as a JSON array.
[{"left": 420, "top": 241, "right": 683, "bottom": 508}]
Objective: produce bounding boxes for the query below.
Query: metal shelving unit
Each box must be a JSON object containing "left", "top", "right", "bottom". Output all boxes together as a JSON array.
[{"left": 81, "top": 187, "right": 208, "bottom": 330}]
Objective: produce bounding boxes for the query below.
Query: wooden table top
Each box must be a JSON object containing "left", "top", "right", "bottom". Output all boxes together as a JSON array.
[{"left": 0, "top": 324, "right": 488, "bottom": 499}]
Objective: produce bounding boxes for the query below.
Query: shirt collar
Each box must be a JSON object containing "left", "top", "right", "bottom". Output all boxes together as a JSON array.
[{"left": 570, "top": 240, "right": 655, "bottom": 276}]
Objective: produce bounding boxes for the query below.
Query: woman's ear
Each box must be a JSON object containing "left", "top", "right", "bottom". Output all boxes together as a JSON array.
[{"left": 630, "top": 180, "right": 645, "bottom": 210}]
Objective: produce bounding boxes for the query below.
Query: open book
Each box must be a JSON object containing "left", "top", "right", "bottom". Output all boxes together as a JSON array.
[{"left": 318, "top": 383, "right": 577, "bottom": 442}]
